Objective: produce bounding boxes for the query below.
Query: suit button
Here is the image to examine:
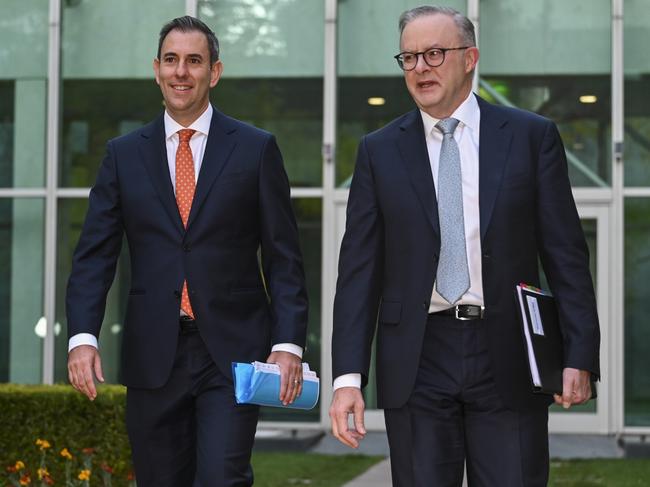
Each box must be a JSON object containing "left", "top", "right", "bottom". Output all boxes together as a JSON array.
[
  {"left": 433, "top": 254, "right": 438, "bottom": 261},
  {"left": 422, "top": 302, "right": 428, "bottom": 309},
  {"left": 173, "top": 290, "right": 181, "bottom": 298},
  {"left": 483, "top": 253, "right": 491, "bottom": 259},
  {"left": 183, "top": 244, "right": 191, "bottom": 252}
]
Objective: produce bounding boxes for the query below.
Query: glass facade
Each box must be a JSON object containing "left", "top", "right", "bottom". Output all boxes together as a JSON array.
[
  {"left": 624, "top": 0, "right": 650, "bottom": 426},
  {"left": 0, "top": 0, "right": 647, "bottom": 433}
]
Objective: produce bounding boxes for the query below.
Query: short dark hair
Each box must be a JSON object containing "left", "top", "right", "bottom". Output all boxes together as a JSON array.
[
  {"left": 398, "top": 5, "right": 476, "bottom": 47},
  {"left": 158, "top": 16, "right": 220, "bottom": 65}
]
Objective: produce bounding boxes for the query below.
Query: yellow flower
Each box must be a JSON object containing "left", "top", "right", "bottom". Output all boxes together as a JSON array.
[
  {"left": 35, "top": 439, "right": 51, "bottom": 450},
  {"left": 78, "top": 469, "right": 91, "bottom": 481},
  {"left": 37, "top": 467, "right": 50, "bottom": 480},
  {"left": 60, "top": 447, "right": 73, "bottom": 460},
  {"left": 14, "top": 460, "right": 26, "bottom": 470}
]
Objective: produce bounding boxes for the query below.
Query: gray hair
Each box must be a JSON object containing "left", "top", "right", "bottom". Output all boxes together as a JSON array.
[
  {"left": 158, "top": 16, "right": 220, "bottom": 65},
  {"left": 398, "top": 6, "right": 476, "bottom": 46}
]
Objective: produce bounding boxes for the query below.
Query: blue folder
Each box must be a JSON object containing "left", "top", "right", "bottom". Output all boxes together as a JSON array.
[{"left": 232, "top": 361, "right": 320, "bottom": 410}]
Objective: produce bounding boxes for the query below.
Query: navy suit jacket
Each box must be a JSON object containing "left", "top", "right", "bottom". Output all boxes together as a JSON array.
[
  {"left": 66, "top": 107, "right": 308, "bottom": 389},
  {"left": 332, "top": 96, "right": 600, "bottom": 410}
]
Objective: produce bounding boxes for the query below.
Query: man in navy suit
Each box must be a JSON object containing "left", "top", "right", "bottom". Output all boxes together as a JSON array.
[
  {"left": 66, "top": 16, "right": 308, "bottom": 487},
  {"left": 330, "top": 6, "right": 600, "bottom": 486}
]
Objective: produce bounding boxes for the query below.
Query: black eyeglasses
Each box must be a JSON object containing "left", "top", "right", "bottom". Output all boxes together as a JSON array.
[{"left": 394, "top": 47, "right": 470, "bottom": 71}]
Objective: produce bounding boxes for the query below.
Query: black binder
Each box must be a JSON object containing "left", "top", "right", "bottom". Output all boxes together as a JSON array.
[
  {"left": 515, "top": 284, "right": 597, "bottom": 398},
  {"left": 515, "top": 284, "right": 564, "bottom": 395}
]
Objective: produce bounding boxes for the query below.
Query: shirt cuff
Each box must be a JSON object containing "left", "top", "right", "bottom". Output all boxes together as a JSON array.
[
  {"left": 68, "top": 333, "right": 98, "bottom": 352},
  {"left": 271, "top": 343, "right": 303, "bottom": 358},
  {"left": 333, "top": 373, "right": 362, "bottom": 390}
]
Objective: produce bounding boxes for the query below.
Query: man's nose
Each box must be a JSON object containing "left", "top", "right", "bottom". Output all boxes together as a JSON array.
[
  {"left": 414, "top": 53, "right": 430, "bottom": 74},
  {"left": 175, "top": 61, "right": 189, "bottom": 77}
]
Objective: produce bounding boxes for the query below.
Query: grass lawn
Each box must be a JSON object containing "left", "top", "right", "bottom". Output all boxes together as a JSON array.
[
  {"left": 251, "top": 453, "right": 383, "bottom": 487},
  {"left": 251, "top": 454, "right": 650, "bottom": 487},
  {"left": 549, "top": 459, "right": 650, "bottom": 486}
]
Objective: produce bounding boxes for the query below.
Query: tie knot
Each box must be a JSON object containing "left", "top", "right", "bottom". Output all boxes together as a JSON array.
[
  {"left": 178, "top": 129, "right": 196, "bottom": 144},
  {"left": 436, "top": 118, "right": 460, "bottom": 136}
]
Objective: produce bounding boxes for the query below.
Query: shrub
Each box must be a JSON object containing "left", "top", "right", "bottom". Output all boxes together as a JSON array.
[{"left": 0, "top": 384, "right": 133, "bottom": 486}]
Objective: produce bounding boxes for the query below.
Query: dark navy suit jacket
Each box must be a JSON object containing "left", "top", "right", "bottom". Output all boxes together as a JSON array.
[
  {"left": 67, "top": 107, "right": 308, "bottom": 389},
  {"left": 332, "top": 96, "right": 600, "bottom": 411}
]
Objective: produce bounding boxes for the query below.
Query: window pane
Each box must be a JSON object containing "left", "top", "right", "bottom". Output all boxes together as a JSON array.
[
  {"left": 625, "top": 198, "right": 650, "bottom": 426},
  {"left": 259, "top": 198, "right": 322, "bottom": 422},
  {"left": 0, "top": 198, "right": 44, "bottom": 383},
  {"left": 62, "top": 0, "right": 185, "bottom": 78},
  {"left": 480, "top": 0, "right": 611, "bottom": 188},
  {"left": 199, "top": 0, "right": 324, "bottom": 77},
  {"left": 201, "top": 1, "right": 324, "bottom": 187},
  {"left": 61, "top": 80, "right": 161, "bottom": 187},
  {"left": 0, "top": 0, "right": 48, "bottom": 188},
  {"left": 624, "top": 0, "right": 650, "bottom": 187},
  {"left": 211, "top": 79, "right": 323, "bottom": 187},
  {"left": 55, "top": 199, "right": 128, "bottom": 384},
  {"left": 59, "top": 0, "right": 185, "bottom": 188},
  {"left": 336, "top": 1, "right": 464, "bottom": 186}
]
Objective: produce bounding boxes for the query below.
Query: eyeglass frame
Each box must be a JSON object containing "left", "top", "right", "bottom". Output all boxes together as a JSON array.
[{"left": 393, "top": 46, "right": 471, "bottom": 71}]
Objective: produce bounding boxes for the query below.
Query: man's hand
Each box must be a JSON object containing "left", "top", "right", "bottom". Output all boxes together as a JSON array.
[
  {"left": 554, "top": 367, "right": 592, "bottom": 409},
  {"left": 266, "top": 351, "right": 302, "bottom": 406},
  {"left": 68, "top": 345, "right": 104, "bottom": 401},
  {"left": 329, "top": 387, "right": 366, "bottom": 448}
]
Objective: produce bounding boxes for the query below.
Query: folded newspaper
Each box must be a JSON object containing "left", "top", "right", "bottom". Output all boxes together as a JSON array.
[{"left": 232, "top": 361, "right": 320, "bottom": 410}]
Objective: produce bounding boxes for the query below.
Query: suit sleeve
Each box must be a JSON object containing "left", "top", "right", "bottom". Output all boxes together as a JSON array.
[
  {"left": 66, "top": 141, "right": 124, "bottom": 340},
  {"left": 258, "top": 135, "right": 309, "bottom": 348},
  {"left": 535, "top": 121, "right": 600, "bottom": 378},
  {"left": 332, "top": 136, "right": 384, "bottom": 387}
]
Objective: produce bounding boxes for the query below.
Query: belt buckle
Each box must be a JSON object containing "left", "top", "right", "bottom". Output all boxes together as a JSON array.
[{"left": 455, "top": 305, "right": 485, "bottom": 320}]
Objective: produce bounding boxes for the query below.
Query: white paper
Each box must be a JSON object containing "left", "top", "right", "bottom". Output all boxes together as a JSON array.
[
  {"left": 526, "top": 295, "right": 545, "bottom": 336},
  {"left": 252, "top": 361, "right": 319, "bottom": 382},
  {"left": 517, "top": 286, "right": 542, "bottom": 388}
]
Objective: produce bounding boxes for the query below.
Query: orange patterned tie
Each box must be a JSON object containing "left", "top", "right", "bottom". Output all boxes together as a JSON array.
[{"left": 175, "top": 129, "right": 196, "bottom": 318}]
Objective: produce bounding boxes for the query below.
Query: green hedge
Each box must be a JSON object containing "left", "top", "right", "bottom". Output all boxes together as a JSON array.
[{"left": 0, "top": 384, "right": 133, "bottom": 486}]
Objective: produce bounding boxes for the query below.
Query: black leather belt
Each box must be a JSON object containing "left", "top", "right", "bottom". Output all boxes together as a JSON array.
[
  {"left": 430, "top": 304, "right": 485, "bottom": 320},
  {"left": 179, "top": 316, "right": 198, "bottom": 333}
]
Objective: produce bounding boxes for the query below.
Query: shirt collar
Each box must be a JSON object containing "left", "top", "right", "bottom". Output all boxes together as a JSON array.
[
  {"left": 420, "top": 91, "right": 480, "bottom": 136},
  {"left": 164, "top": 104, "right": 213, "bottom": 140}
]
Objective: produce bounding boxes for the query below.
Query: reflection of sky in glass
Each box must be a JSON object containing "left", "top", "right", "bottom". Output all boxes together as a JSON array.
[{"left": 199, "top": 0, "right": 296, "bottom": 58}]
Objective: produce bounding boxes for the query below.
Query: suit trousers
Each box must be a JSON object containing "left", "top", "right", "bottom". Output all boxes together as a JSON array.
[
  {"left": 125, "top": 325, "right": 259, "bottom": 487},
  {"left": 384, "top": 314, "right": 549, "bottom": 487}
]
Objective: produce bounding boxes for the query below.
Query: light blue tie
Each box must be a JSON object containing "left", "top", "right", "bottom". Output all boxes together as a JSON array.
[{"left": 435, "top": 118, "right": 470, "bottom": 304}]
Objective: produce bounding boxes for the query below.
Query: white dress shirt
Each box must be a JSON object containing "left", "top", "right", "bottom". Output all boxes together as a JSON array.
[
  {"left": 333, "top": 92, "right": 484, "bottom": 390},
  {"left": 69, "top": 105, "right": 302, "bottom": 358}
]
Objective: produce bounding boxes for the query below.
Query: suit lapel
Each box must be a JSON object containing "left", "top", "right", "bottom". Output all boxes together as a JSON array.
[
  {"left": 397, "top": 109, "right": 440, "bottom": 235},
  {"left": 138, "top": 115, "right": 185, "bottom": 235},
  {"left": 477, "top": 96, "right": 512, "bottom": 240},
  {"left": 187, "top": 108, "right": 237, "bottom": 229}
]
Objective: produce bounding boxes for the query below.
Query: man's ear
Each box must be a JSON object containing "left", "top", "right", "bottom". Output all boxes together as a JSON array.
[
  {"left": 153, "top": 58, "right": 161, "bottom": 85},
  {"left": 210, "top": 60, "right": 223, "bottom": 88},
  {"left": 465, "top": 47, "right": 479, "bottom": 73}
]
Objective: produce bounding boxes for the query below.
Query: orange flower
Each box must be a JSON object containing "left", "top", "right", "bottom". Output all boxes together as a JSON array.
[
  {"left": 37, "top": 467, "right": 50, "bottom": 480},
  {"left": 126, "top": 471, "right": 135, "bottom": 480},
  {"left": 101, "top": 463, "right": 113, "bottom": 474},
  {"left": 81, "top": 447, "right": 95, "bottom": 455},
  {"left": 19, "top": 473, "right": 31, "bottom": 485},
  {"left": 60, "top": 448, "right": 73, "bottom": 460},
  {"left": 15, "top": 461, "right": 26, "bottom": 471},
  {"left": 35, "top": 439, "right": 51, "bottom": 450},
  {"left": 78, "top": 469, "right": 91, "bottom": 481}
]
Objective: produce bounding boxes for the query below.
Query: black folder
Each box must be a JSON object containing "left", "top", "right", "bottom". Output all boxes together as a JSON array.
[{"left": 515, "top": 284, "right": 564, "bottom": 395}]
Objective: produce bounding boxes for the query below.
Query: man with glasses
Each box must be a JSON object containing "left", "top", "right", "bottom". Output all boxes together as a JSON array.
[{"left": 330, "top": 5, "right": 599, "bottom": 486}]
